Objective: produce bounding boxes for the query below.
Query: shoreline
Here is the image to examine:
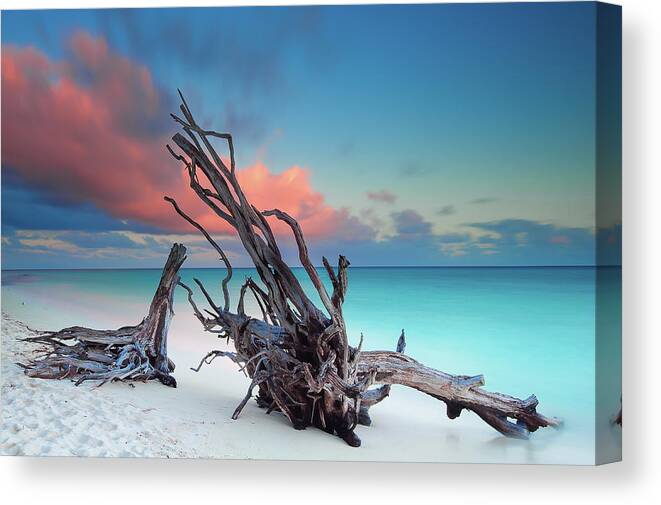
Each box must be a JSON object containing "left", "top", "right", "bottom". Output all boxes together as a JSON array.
[{"left": 0, "top": 307, "right": 595, "bottom": 463}]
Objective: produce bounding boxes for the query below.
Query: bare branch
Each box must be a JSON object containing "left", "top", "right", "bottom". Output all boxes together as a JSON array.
[
  {"left": 263, "top": 208, "right": 334, "bottom": 317},
  {"left": 190, "top": 350, "right": 243, "bottom": 372},
  {"left": 164, "top": 196, "right": 232, "bottom": 311}
]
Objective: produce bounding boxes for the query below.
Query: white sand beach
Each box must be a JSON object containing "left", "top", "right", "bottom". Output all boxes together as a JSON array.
[{"left": 1, "top": 306, "right": 596, "bottom": 463}]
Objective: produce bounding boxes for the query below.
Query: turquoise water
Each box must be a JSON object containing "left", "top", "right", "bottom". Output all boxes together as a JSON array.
[{"left": 0, "top": 266, "right": 621, "bottom": 463}]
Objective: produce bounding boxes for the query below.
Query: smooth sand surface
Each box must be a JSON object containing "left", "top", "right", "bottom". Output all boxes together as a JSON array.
[{"left": 1, "top": 310, "right": 584, "bottom": 463}]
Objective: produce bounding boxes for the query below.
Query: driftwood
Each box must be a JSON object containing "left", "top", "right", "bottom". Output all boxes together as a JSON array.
[
  {"left": 20, "top": 244, "right": 187, "bottom": 387},
  {"left": 164, "top": 91, "right": 560, "bottom": 446}
]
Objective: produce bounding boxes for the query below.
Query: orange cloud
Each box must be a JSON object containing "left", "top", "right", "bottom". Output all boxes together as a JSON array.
[{"left": 1, "top": 33, "right": 371, "bottom": 241}]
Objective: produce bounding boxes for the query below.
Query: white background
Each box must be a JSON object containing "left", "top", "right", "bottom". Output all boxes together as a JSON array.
[{"left": 0, "top": 0, "right": 658, "bottom": 503}]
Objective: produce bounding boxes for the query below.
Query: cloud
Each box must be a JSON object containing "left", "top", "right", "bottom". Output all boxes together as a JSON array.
[
  {"left": 367, "top": 190, "right": 397, "bottom": 204},
  {"left": 1, "top": 34, "right": 371, "bottom": 243},
  {"left": 399, "top": 160, "right": 432, "bottom": 177},
  {"left": 240, "top": 163, "right": 374, "bottom": 241},
  {"left": 470, "top": 197, "right": 499, "bottom": 204},
  {"left": 16, "top": 229, "right": 141, "bottom": 251},
  {"left": 97, "top": 7, "right": 330, "bottom": 143},
  {"left": 2, "top": 228, "right": 245, "bottom": 268},
  {"left": 1, "top": 178, "right": 147, "bottom": 233},
  {"left": 464, "top": 219, "right": 596, "bottom": 264},
  {"left": 437, "top": 205, "right": 455, "bottom": 216},
  {"left": 466, "top": 219, "right": 581, "bottom": 238},
  {"left": 436, "top": 232, "right": 471, "bottom": 257},
  {"left": 12, "top": 229, "right": 155, "bottom": 259},
  {"left": 436, "top": 232, "right": 471, "bottom": 244},
  {"left": 1, "top": 36, "right": 178, "bottom": 229},
  {"left": 549, "top": 234, "right": 571, "bottom": 244},
  {"left": 390, "top": 210, "right": 432, "bottom": 239},
  {"left": 68, "top": 31, "right": 171, "bottom": 138},
  {"left": 343, "top": 215, "right": 600, "bottom": 266},
  {"left": 359, "top": 208, "right": 385, "bottom": 226}
]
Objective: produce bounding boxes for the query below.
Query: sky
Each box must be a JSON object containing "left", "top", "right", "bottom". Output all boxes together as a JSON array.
[{"left": 1, "top": 3, "right": 621, "bottom": 268}]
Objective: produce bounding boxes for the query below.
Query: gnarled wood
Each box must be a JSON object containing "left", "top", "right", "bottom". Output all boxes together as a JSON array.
[
  {"left": 165, "top": 91, "right": 560, "bottom": 446},
  {"left": 21, "top": 244, "right": 187, "bottom": 387},
  {"left": 358, "top": 346, "right": 560, "bottom": 438}
]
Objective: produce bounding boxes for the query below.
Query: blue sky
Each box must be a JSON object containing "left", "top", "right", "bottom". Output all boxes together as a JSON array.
[{"left": 1, "top": 3, "right": 621, "bottom": 268}]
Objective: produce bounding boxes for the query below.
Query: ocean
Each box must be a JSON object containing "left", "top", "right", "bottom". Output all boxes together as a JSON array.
[{"left": 0, "top": 266, "right": 622, "bottom": 464}]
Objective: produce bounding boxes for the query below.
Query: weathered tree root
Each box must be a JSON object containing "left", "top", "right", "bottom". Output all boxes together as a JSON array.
[
  {"left": 358, "top": 344, "right": 560, "bottom": 438},
  {"left": 20, "top": 244, "right": 187, "bottom": 387},
  {"left": 164, "top": 91, "right": 560, "bottom": 446}
]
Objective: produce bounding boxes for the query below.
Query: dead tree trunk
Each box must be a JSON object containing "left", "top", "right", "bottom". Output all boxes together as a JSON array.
[
  {"left": 165, "top": 91, "right": 560, "bottom": 446},
  {"left": 21, "top": 243, "right": 187, "bottom": 387}
]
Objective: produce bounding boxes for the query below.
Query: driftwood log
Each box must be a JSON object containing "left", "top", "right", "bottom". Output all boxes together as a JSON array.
[
  {"left": 164, "top": 91, "right": 560, "bottom": 446},
  {"left": 20, "top": 243, "right": 187, "bottom": 387}
]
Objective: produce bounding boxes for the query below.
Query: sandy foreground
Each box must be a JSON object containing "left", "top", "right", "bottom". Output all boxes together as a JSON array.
[
  {"left": 1, "top": 313, "right": 214, "bottom": 458},
  {"left": 1, "top": 311, "right": 576, "bottom": 463}
]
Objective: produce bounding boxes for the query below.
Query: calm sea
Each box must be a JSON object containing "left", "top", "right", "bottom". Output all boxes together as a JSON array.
[{"left": 0, "top": 266, "right": 621, "bottom": 463}]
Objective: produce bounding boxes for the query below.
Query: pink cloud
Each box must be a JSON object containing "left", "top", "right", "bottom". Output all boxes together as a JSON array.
[
  {"left": 1, "top": 33, "right": 370, "bottom": 241},
  {"left": 550, "top": 235, "right": 571, "bottom": 245},
  {"left": 366, "top": 189, "right": 397, "bottom": 204}
]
